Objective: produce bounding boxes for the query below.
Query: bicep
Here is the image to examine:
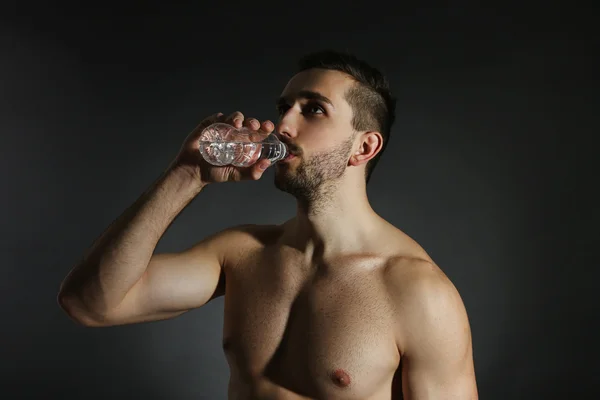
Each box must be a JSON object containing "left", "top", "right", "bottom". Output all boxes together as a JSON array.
[
  {"left": 397, "top": 272, "right": 478, "bottom": 399},
  {"left": 135, "top": 246, "right": 225, "bottom": 313},
  {"left": 103, "top": 231, "right": 233, "bottom": 326},
  {"left": 401, "top": 332, "right": 477, "bottom": 399}
]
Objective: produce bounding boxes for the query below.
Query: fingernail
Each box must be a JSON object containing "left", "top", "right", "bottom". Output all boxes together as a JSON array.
[{"left": 259, "top": 161, "right": 270, "bottom": 170}]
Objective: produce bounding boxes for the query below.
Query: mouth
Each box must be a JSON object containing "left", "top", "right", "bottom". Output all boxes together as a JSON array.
[{"left": 280, "top": 153, "right": 297, "bottom": 163}]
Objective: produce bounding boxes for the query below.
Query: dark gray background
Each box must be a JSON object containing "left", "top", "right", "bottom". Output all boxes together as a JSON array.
[{"left": 2, "top": 3, "right": 597, "bottom": 399}]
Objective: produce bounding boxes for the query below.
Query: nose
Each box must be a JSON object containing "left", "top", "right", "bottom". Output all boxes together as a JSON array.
[{"left": 275, "top": 110, "right": 298, "bottom": 140}]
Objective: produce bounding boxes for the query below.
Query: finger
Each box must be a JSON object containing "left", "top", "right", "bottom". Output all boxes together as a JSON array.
[
  {"left": 226, "top": 111, "right": 244, "bottom": 128},
  {"left": 239, "top": 159, "right": 271, "bottom": 181},
  {"left": 208, "top": 112, "right": 226, "bottom": 126},
  {"left": 243, "top": 117, "right": 260, "bottom": 130},
  {"left": 260, "top": 120, "right": 274, "bottom": 133},
  {"left": 251, "top": 159, "right": 271, "bottom": 180}
]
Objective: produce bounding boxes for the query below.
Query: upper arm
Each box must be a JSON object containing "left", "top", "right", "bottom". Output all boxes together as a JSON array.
[
  {"left": 101, "top": 225, "right": 253, "bottom": 326},
  {"left": 390, "top": 262, "right": 478, "bottom": 399}
]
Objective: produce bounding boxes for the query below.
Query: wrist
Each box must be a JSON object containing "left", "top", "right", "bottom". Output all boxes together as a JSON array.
[{"left": 163, "top": 164, "right": 208, "bottom": 195}]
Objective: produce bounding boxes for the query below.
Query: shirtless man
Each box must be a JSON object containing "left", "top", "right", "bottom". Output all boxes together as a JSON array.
[{"left": 58, "top": 50, "right": 478, "bottom": 399}]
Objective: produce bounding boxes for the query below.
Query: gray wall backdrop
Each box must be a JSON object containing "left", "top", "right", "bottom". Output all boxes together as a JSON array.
[{"left": 2, "top": 4, "right": 597, "bottom": 400}]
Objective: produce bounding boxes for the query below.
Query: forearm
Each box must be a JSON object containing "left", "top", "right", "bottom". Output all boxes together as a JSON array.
[{"left": 58, "top": 166, "right": 205, "bottom": 318}]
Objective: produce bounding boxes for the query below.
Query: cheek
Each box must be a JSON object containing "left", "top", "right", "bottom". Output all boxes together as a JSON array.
[{"left": 299, "top": 130, "right": 339, "bottom": 152}]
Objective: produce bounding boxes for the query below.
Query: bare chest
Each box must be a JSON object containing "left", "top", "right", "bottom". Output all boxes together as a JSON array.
[{"left": 222, "top": 249, "right": 400, "bottom": 399}]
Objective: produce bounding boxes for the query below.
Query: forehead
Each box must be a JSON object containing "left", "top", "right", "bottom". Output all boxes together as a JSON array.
[{"left": 280, "top": 68, "right": 355, "bottom": 108}]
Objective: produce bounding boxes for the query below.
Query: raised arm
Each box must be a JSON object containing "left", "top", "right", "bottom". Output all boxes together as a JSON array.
[
  {"left": 58, "top": 220, "right": 250, "bottom": 327},
  {"left": 57, "top": 111, "right": 274, "bottom": 327}
]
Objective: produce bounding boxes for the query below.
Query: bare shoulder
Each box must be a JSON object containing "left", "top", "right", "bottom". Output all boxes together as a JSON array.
[
  {"left": 212, "top": 223, "right": 281, "bottom": 245},
  {"left": 376, "top": 222, "right": 457, "bottom": 300},
  {"left": 208, "top": 223, "right": 282, "bottom": 267},
  {"left": 383, "top": 256, "right": 453, "bottom": 296},
  {"left": 383, "top": 256, "right": 472, "bottom": 354},
  {"left": 379, "top": 235, "right": 478, "bottom": 396}
]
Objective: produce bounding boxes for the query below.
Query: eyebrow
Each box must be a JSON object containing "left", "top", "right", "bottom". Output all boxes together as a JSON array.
[{"left": 276, "top": 90, "right": 335, "bottom": 109}]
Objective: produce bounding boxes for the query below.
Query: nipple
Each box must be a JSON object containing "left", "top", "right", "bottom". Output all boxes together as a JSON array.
[{"left": 331, "top": 369, "right": 351, "bottom": 387}]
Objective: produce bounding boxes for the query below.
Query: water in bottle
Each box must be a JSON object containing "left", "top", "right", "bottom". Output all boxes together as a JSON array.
[{"left": 198, "top": 123, "right": 288, "bottom": 167}]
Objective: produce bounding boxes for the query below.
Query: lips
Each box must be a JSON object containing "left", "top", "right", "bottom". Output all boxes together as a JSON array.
[
  {"left": 278, "top": 138, "right": 300, "bottom": 162},
  {"left": 283, "top": 146, "right": 299, "bottom": 158}
]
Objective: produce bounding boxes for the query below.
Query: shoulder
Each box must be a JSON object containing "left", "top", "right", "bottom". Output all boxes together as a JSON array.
[
  {"left": 383, "top": 257, "right": 472, "bottom": 354},
  {"left": 208, "top": 223, "right": 283, "bottom": 266},
  {"left": 383, "top": 257, "right": 455, "bottom": 300},
  {"left": 213, "top": 223, "right": 282, "bottom": 243}
]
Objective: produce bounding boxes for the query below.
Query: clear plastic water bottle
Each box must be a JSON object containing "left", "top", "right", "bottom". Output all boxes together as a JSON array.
[{"left": 198, "top": 123, "right": 288, "bottom": 167}]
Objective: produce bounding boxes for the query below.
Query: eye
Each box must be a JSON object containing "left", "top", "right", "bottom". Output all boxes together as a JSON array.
[{"left": 303, "top": 103, "right": 325, "bottom": 115}]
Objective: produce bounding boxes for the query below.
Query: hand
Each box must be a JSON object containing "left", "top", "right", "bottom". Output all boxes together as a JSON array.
[{"left": 170, "top": 111, "right": 276, "bottom": 185}]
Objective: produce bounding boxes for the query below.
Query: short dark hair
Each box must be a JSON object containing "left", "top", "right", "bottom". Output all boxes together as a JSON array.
[{"left": 297, "top": 50, "right": 396, "bottom": 184}]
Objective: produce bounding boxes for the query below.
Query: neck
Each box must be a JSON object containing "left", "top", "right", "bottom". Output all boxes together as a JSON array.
[{"left": 282, "top": 176, "right": 382, "bottom": 259}]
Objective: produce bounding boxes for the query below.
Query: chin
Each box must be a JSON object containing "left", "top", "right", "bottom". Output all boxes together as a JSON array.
[{"left": 274, "top": 165, "right": 302, "bottom": 190}]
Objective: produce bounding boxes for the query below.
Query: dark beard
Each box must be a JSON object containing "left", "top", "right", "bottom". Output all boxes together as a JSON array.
[{"left": 274, "top": 134, "right": 355, "bottom": 210}]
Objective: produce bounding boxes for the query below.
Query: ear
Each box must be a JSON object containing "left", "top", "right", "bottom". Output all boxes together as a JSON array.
[{"left": 349, "top": 131, "right": 383, "bottom": 167}]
